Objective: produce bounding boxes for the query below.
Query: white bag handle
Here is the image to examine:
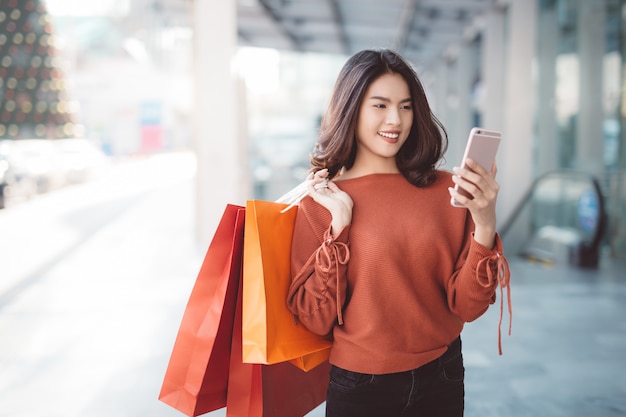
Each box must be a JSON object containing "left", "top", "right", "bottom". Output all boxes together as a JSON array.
[{"left": 275, "top": 178, "right": 328, "bottom": 213}]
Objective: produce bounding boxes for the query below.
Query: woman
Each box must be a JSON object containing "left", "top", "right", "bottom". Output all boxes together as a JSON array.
[{"left": 287, "top": 49, "right": 511, "bottom": 417}]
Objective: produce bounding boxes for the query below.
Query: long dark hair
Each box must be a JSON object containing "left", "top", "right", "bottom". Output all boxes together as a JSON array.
[{"left": 311, "top": 49, "right": 448, "bottom": 187}]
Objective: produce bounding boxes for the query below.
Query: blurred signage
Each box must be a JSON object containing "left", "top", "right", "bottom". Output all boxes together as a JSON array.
[
  {"left": 578, "top": 189, "right": 600, "bottom": 236},
  {"left": 139, "top": 101, "right": 163, "bottom": 152}
]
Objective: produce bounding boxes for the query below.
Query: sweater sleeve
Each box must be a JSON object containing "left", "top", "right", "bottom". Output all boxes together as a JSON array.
[
  {"left": 447, "top": 213, "right": 512, "bottom": 353},
  {"left": 286, "top": 197, "right": 350, "bottom": 336}
]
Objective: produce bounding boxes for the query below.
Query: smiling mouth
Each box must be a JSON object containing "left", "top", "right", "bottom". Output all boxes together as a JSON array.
[{"left": 378, "top": 131, "right": 399, "bottom": 139}]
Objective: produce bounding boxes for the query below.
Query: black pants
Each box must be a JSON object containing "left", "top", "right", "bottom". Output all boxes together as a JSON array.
[{"left": 325, "top": 337, "right": 464, "bottom": 417}]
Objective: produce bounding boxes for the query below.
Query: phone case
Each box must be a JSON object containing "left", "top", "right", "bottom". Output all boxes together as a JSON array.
[{"left": 450, "top": 127, "right": 501, "bottom": 207}]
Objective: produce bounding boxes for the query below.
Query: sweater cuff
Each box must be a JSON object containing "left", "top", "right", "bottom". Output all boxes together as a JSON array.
[
  {"left": 466, "top": 233, "right": 505, "bottom": 287},
  {"left": 467, "top": 232, "right": 503, "bottom": 262}
]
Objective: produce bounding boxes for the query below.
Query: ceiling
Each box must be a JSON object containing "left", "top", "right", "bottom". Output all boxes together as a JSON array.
[{"left": 236, "top": 0, "right": 501, "bottom": 71}]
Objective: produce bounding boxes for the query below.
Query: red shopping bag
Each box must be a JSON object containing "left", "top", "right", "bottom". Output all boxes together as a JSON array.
[
  {"left": 159, "top": 204, "right": 245, "bottom": 417},
  {"left": 227, "top": 263, "right": 330, "bottom": 417}
]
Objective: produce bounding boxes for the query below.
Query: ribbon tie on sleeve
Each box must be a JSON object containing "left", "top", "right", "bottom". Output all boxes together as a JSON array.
[
  {"left": 476, "top": 253, "right": 512, "bottom": 355},
  {"left": 314, "top": 232, "right": 350, "bottom": 325},
  {"left": 288, "top": 231, "right": 350, "bottom": 327}
]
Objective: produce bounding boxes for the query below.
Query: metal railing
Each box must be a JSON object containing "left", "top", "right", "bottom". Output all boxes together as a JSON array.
[{"left": 500, "top": 170, "right": 607, "bottom": 268}]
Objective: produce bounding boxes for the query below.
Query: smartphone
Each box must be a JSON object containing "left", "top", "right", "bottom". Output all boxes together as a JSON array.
[{"left": 450, "top": 127, "right": 501, "bottom": 208}]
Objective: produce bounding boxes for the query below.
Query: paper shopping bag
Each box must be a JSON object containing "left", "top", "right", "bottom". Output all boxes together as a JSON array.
[
  {"left": 242, "top": 200, "right": 332, "bottom": 370},
  {"left": 227, "top": 270, "right": 330, "bottom": 417},
  {"left": 159, "top": 204, "right": 245, "bottom": 417}
]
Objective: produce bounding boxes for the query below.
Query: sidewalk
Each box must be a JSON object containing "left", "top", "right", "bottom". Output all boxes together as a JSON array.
[
  {"left": 0, "top": 153, "right": 205, "bottom": 417},
  {"left": 0, "top": 151, "right": 624, "bottom": 417}
]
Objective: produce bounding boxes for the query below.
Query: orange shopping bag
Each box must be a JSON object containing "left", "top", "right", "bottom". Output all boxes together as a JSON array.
[
  {"left": 159, "top": 204, "right": 245, "bottom": 417},
  {"left": 242, "top": 200, "right": 332, "bottom": 370},
  {"left": 227, "top": 268, "right": 330, "bottom": 417}
]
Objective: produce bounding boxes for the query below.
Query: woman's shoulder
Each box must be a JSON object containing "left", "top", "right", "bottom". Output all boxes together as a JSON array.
[
  {"left": 436, "top": 169, "right": 454, "bottom": 179},
  {"left": 432, "top": 169, "right": 454, "bottom": 186},
  {"left": 407, "top": 169, "right": 454, "bottom": 190}
]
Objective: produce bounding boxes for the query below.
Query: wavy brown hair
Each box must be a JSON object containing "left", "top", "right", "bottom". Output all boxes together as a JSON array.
[{"left": 311, "top": 49, "right": 448, "bottom": 187}]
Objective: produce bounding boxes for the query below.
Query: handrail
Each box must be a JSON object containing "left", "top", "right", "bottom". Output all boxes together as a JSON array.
[{"left": 499, "top": 170, "right": 607, "bottom": 267}]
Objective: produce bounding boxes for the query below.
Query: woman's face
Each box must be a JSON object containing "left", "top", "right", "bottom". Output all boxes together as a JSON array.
[{"left": 354, "top": 72, "right": 413, "bottom": 170}]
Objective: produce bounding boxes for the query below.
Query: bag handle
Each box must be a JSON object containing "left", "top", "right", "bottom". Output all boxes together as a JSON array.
[{"left": 275, "top": 178, "right": 329, "bottom": 213}]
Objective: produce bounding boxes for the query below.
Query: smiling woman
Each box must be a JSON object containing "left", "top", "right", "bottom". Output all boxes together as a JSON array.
[{"left": 286, "top": 49, "right": 512, "bottom": 417}]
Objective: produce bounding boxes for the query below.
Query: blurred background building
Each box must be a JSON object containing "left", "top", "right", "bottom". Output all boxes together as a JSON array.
[{"left": 1, "top": 0, "right": 625, "bottom": 263}]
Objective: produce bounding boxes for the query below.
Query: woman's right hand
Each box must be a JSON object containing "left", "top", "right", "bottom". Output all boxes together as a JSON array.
[{"left": 307, "top": 169, "right": 353, "bottom": 236}]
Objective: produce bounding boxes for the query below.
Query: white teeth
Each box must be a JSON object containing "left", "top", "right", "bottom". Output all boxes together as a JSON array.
[{"left": 378, "top": 131, "right": 399, "bottom": 139}]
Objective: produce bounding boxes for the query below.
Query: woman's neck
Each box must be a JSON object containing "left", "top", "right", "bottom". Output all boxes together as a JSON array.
[{"left": 338, "top": 161, "right": 400, "bottom": 180}]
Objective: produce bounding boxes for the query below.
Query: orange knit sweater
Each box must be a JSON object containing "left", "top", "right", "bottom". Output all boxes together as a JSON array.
[{"left": 287, "top": 171, "right": 511, "bottom": 375}]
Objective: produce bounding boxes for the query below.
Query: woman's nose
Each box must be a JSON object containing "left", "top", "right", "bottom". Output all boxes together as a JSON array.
[{"left": 385, "top": 109, "right": 400, "bottom": 125}]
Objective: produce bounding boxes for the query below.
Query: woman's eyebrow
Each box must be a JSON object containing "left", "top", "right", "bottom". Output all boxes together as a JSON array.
[{"left": 368, "top": 96, "right": 412, "bottom": 103}]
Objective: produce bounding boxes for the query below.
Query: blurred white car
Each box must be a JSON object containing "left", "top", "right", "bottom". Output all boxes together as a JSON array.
[
  {"left": 52, "top": 138, "right": 110, "bottom": 184},
  {"left": 10, "top": 139, "right": 67, "bottom": 193},
  {"left": 0, "top": 140, "right": 37, "bottom": 208},
  {"left": 4, "top": 139, "right": 109, "bottom": 198}
]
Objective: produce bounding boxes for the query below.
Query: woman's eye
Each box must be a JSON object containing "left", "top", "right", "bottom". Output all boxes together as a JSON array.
[
  {"left": 401, "top": 105, "right": 412, "bottom": 110},
  {"left": 374, "top": 103, "right": 386, "bottom": 109}
]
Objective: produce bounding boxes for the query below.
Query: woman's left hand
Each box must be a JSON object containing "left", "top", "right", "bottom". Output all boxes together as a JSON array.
[
  {"left": 307, "top": 169, "right": 354, "bottom": 236},
  {"left": 448, "top": 159, "right": 500, "bottom": 249}
]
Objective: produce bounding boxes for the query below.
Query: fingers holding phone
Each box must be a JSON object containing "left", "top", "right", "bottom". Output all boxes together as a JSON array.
[
  {"left": 450, "top": 128, "right": 500, "bottom": 208},
  {"left": 449, "top": 159, "right": 499, "bottom": 210}
]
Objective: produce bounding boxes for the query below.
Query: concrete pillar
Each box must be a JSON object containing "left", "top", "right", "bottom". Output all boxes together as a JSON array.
[
  {"left": 192, "top": 1, "right": 247, "bottom": 247},
  {"left": 429, "top": 61, "right": 447, "bottom": 125},
  {"left": 499, "top": 0, "right": 537, "bottom": 230},
  {"left": 576, "top": 0, "right": 605, "bottom": 175},
  {"left": 448, "top": 42, "right": 478, "bottom": 166},
  {"left": 445, "top": 57, "right": 460, "bottom": 160},
  {"left": 438, "top": 41, "right": 476, "bottom": 170},
  {"left": 431, "top": 61, "right": 451, "bottom": 136},
  {"left": 481, "top": 4, "right": 531, "bottom": 249},
  {"left": 481, "top": 7, "right": 505, "bottom": 133},
  {"left": 536, "top": 6, "right": 559, "bottom": 175}
]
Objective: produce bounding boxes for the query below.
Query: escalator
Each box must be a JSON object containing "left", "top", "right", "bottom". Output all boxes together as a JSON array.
[{"left": 499, "top": 171, "right": 606, "bottom": 268}]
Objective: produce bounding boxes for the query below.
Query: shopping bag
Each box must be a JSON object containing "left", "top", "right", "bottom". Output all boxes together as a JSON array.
[
  {"left": 227, "top": 269, "right": 330, "bottom": 417},
  {"left": 242, "top": 199, "right": 332, "bottom": 369},
  {"left": 159, "top": 204, "right": 245, "bottom": 417}
]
